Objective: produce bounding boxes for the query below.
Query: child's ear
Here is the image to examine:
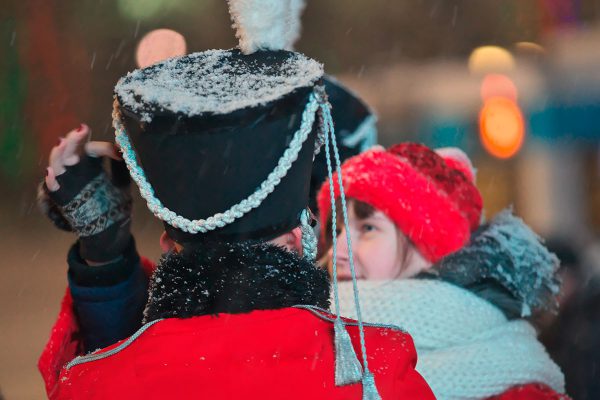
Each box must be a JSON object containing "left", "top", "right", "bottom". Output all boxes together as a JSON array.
[
  {"left": 268, "top": 228, "right": 302, "bottom": 254},
  {"left": 159, "top": 231, "right": 177, "bottom": 253},
  {"left": 290, "top": 227, "right": 303, "bottom": 254}
]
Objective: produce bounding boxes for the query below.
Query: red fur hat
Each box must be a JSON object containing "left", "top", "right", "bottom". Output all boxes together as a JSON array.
[
  {"left": 317, "top": 143, "right": 483, "bottom": 262},
  {"left": 435, "top": 147, "right": 477, "bottom": 183}
]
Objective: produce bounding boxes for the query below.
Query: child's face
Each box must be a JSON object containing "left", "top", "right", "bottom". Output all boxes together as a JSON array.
[{"left": 327, "top": 202, "right": 410, "bottom": 280}]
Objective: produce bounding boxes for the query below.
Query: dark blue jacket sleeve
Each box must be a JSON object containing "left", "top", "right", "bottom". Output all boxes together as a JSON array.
[{"left": 67, "top": 238, "right": 149, "bottom": 353}]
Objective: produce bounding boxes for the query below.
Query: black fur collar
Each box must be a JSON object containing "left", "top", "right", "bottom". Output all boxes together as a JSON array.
[{"left": 144, "top": 241, "right": 331, "bottom": 322}]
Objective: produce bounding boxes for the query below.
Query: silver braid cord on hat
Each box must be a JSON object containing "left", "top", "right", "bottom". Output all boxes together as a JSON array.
[{"left": 112, "top": 88, "right": 326, "bottom": 235}]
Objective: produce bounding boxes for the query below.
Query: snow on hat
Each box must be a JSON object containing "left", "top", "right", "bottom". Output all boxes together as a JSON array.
[{"left": 317, "top": 143, "right": 483, "bottom": 262}]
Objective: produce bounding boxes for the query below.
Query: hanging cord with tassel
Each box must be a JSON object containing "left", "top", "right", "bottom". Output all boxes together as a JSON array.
[
  {"left": 320, "top": 99, "right": 363, "bottom": 387},
  {"left": 318, "top": 90, "right": 381, "bottom": 399}
]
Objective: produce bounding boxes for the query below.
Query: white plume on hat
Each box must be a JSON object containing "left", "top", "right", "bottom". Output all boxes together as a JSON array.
[{"left": 227, "top": 0, "right": 306, "bottom": 54}]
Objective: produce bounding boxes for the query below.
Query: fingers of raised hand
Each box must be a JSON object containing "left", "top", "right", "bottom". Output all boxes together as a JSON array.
[
  {"left": 46, "top": 124, "right": 121, "bottom": 191},
  {"left": 85, "top": 141, "right": 122, "bottom": 160},
  {"left": 47, "top": 124, "right": 88, "bottom": 173},
  {"left": 45, "top": 166, "right": 60, "bottom": 192},
  {"left": 48, "top": 138, "right": 68, "bottom": 176},
  {"left": 63, "top": 124, "right": 90, "bottom": 166}
]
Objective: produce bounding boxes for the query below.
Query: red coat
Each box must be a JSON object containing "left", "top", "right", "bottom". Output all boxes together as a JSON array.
[
  {"left": 53, "top": 307, "right": 435, "bottom": 399},
  {"left": 40, "top": 255, "right": 434, "bottom": 399}
]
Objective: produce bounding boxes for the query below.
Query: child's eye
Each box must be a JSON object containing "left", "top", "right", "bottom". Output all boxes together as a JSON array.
[{"left": 361, "top": 224, "right": 376, "bottom": 233}]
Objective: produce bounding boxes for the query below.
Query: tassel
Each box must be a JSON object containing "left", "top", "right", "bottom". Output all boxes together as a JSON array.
[
  {"left": 361, "top": 371, "right": 382, "bottom": 400},
  {"left": 334, "top": 318, "right": 363, "bottom": 386}
]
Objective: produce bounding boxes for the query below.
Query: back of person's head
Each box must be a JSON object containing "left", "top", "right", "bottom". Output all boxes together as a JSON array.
[{"left": 428, "top": 209, "right": 561, "bottom": 323}]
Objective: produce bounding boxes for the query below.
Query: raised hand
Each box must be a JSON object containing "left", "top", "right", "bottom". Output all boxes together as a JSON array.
[
  {"left": 45, "top": 124, "right": 121, "bottom": 191},
  {"left": 39, "top": 124, "right": 133, "bottom": 264}
]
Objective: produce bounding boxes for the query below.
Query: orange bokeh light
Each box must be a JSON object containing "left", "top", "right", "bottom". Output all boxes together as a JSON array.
[
  {"left": 479, "top": 97, "right": 525, "bottom": 159},
  {"left": 481, "top": 74, "right": 518, "bottom": 102},
  {"left": 136, "top": 29, "right": 187, "bottom": 68}
]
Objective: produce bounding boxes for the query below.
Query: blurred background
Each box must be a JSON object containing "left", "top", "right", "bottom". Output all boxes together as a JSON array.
[{"left": 2, "top": 0, "right": 600, "bottom": 398}]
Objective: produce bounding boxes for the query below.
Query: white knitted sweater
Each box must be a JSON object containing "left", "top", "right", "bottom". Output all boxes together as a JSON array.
[{"left": 334, "top": 279, "right": 565, "bottom": 400}]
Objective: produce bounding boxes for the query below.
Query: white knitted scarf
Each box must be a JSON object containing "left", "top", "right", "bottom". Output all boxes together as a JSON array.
[{"left": 334, "top": 279, "right": 565, "bottom": 400}]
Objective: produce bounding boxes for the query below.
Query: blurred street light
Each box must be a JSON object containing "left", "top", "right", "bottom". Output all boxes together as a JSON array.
[
  {"left": 479, "top": 96, "right": 525, "bottom": 159},
  {"left": 481, "top": 73, "right": 518, "bottom": 101},
  {"left": 514, "top": 41, "right": 546, "bottom": 57},
  {"left": 136, "top": 29, "right": 187, "bottom": 68},
  {"left": 469, "top": 46, "right": 515, "bottom": 74}
]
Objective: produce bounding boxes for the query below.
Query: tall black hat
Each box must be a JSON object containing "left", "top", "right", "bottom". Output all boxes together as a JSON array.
[{"left": 113, "top": 2, "right": 329, "bottom": 244}]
